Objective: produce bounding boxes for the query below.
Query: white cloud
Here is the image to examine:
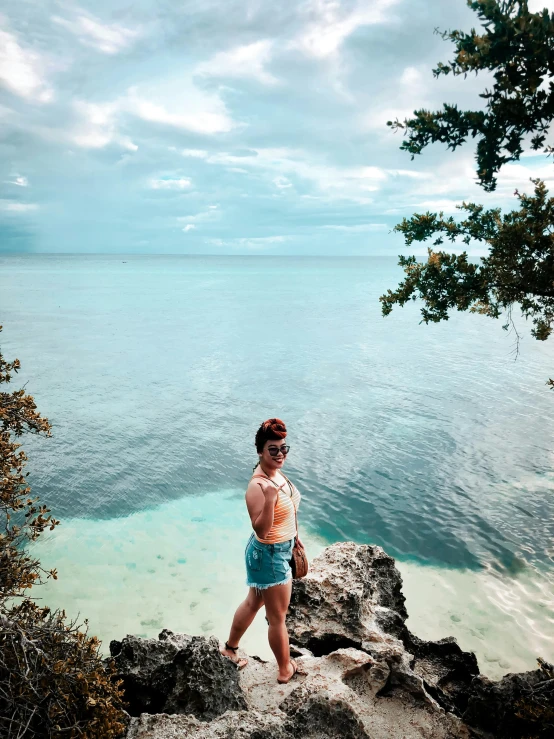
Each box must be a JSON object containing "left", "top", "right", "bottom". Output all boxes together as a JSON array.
[
  {"left": 294, "top": 0, "right": 399, "bottom": 58},
  {"left": 71, "top": 81, "right": 235, "bottom": 151},
  {"left": 176, "top": 207, "right": 221, "bottom": 228},
  {"left": 386, "top": 169, "right": 431, "bottom": 179},
  {"left": 6, "top": 175, "right": 28, "bottom": 187},
  {"left": 400, "top": 66, "right": 423, "bottom": 88},
  {"left": 196, "top": 40, "right": 277, "bottom": 85},
  {"left": 72, "top": 100, "right": 118, "bottom": 148},
  {"left": 51, "top": 11, "right": 140, "bottom": 55},
  {"left": 208, "top": 236, "right": 288, "bottom": 249},
  {"left": 73, "top": 130, "right": 113, "bottom": 148},
  {"left": 321, "top": 223, "right": 388, "bottom": 231},
  {"left": 0, "top": 200, "right": 38, "bottom": 212},
  {"left": 121, "top": 139, "right": 138, "bottom": 152},
  {"left": 150, "top": 177, "right": 192, "bottom": 190},
  {"left": 529, "top": 0, "right": 554, "bottom": 11},
  {"left": 363, "top": 105, "right": 415, "bottom": 131},
  {"left": 182, "top": 224, "right": 196, "bottom": 232},
  {"left": 207, "top": 147, "right": 388, "bottom": 201},
  {"left": 407, "top": 199, "right": 465, "bottom": 214},
  {"left": 274, "top": 176, "right": 292, "bottom": 189},
  {"left": 0, "top": 26, "right": 53, "bottom": 102},
  {"left": 402, "top": 157, "right": 478, "bottom": 198},
  {"left": 362, "top": 64, "right": 429, "bottom": 131},
  {"left": 400, "top": 156, "right": 554, "bottom": 206},
  {"left": 394, "top": 158, "right": 554, "bottom": 214},
  {"left": 126, "top": 85, "right": 235, "bottom": 134},
  {"left": 181, "top": 149, "right": 209, "bottom": 158},
  {"left": 495, "top": 162, "right": 554, "bottom": 192}
]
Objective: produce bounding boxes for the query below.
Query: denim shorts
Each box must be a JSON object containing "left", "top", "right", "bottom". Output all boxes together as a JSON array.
[{"left": 245, "top": 532, "right": 294, "bottom": 593}]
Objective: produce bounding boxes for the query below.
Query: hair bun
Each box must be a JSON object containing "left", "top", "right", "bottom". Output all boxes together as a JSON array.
[
  {"left": 255, "top": 418, "right": 287, "bottom": 452},
  {"left": 264, "top": 418, "right": 286, "bottom": 431}
]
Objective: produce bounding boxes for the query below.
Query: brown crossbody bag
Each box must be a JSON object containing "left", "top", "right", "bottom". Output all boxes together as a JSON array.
[{"left": 252, "top": 472, "right": 309, "bottom": 579}]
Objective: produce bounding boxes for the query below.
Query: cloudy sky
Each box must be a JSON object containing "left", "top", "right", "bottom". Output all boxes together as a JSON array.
[{"left": 1, "top": 0, "right": 553, "bottom": 254}]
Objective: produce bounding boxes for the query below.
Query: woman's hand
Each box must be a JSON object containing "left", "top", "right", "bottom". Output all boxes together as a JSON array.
[
  {"left": 257, "top": 480, "right": 285, "bottom": 503},
  {"left": 296, "top": 536, "right": 305, "bottom": 550}
]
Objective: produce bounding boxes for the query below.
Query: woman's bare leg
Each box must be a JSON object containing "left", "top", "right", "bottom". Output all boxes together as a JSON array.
[
  {"left": 220, "top": 587, "right": 264, "bottom": 662},
  {"left": 263, "top": 579, "right": 294, "bottom": 681}
]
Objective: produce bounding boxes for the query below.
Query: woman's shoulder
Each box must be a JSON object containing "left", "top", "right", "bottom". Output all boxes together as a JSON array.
[{"left": 246, "top": 470, "right": 267, "bottom": 495}]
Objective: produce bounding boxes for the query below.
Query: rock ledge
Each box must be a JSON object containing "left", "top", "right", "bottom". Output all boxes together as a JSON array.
[{"left": 107, "top": 543, "right": 553, "bottom": 739}]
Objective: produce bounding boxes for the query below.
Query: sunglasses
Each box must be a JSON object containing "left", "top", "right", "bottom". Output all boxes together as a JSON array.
[{"left": 267, "top": 445, "right": 290, "bottom": 457}]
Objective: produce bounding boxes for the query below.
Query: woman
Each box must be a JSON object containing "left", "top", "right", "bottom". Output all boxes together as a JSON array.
[{"left": 219, "top": 418, "right": 306, "bottom": 684}]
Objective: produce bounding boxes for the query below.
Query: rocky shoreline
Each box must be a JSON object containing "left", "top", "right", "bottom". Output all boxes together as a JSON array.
[{"left": 106, "top": 543, "right": 553, "bottom": 738}]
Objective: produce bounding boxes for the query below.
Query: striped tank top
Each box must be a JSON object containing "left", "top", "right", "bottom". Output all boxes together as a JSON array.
[{"left": 252, "top": 473, "right": 301, "bottom": 544}]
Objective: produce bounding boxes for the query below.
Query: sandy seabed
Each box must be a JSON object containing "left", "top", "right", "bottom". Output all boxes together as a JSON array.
[{"left": 27, "top": 489, "right": 554, "bottom": 680}]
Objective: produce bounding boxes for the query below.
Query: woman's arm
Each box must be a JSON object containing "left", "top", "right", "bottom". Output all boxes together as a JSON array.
[{"left": 245, "top": 480, "right": 284, "bottom": 539}]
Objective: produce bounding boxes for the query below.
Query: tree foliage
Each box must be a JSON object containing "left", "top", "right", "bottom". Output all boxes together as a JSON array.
[
  {"left": 382, "top": 0, "right": 554, "bottom": 386},
  {"left": 0, "top": 326, "right": 128, "bottom": 738},
  {"left": 380, "top": 179, "right": 554, "bottom": 343},
  {"left": 0, "top": 326, "right": 58, "bottom": 601},
  {"left": 388, "top": 0, "right": 554, "bottom": 192}
]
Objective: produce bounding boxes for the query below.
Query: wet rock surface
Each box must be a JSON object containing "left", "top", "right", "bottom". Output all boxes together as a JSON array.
[{"left": 109, "top": 543, "right": 553, "bottom": 738}]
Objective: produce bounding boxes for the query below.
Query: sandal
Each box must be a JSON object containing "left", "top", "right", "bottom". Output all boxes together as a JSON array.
[
  {"left": 277, "top": 658, "right": 300, "bottom": 684},
  {"left": 220, "top": 641, "right": 248, "bottom": 670}
]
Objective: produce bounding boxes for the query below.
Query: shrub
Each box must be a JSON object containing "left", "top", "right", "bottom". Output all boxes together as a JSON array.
[{"left": 0, "top": 325, "right": 128, "bottom": 738}]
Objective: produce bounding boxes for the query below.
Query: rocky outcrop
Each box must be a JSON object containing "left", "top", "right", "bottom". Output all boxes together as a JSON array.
[
  {"left": 109, "top": 630, "right": 246, "bottom": 719},
  {"left": 107, "top": 543, "right": 553, "bottom": 739},
  {"left": 121, "top": 645, "right": 469, "bottom": 739},
  {"left": 464, "top": 658, "right": 554, "bottom": 738},
  {"left": 287, "top": 543, "right": 479, "bottom": 715}
]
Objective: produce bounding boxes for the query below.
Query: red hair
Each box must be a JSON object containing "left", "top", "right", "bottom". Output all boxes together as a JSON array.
[{"left": 255, "top": 418, "right": 287, "bottom": 453}]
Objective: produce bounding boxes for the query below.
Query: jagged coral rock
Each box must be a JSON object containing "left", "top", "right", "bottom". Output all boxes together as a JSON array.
[
  {"left": 406, "top": 633, "right": 480, "bottom": 715},
  {"left": 464, "top": 660, "right": 554, "bottom": 738},
  {"left": 109, "top": 631, "right": 246, "bottom": 719},
  {"left": 126, "top": 710, "right": 286, "bottom": 739},
  {"left": 286, "top": 542, "right": 479, "bottom": 712},
  {"left": 126, "top": 647, "right": 469, "bottom": 739},
  {"left": 114, "top": 543, "right": 551, "bottom": 739},
  {"left": 286, "top": 543, "right": 407, "bottom": 655}
]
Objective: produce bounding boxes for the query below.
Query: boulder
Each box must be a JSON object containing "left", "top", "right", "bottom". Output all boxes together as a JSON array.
[
  {"left": 108, "top": 629, "right": 247, "bottom": 719},
  {"left": 286, "top": 542, "right": 408, "bottom": 656},
  {"left": 286, "top": 542, "right": 478, "bottom": 711}
]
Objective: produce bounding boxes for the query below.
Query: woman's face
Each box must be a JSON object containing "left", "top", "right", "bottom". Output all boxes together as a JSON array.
[{"left": 259, "top": 438, "right": 288, "bottom": 471}]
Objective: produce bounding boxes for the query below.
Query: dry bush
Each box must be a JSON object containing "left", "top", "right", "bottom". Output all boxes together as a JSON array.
[
  {"left": 0, "top": 601, "right": 128, "bottom": 738},
  {"left": 0, "top": 325, "right": 128, "bottom": 738}
]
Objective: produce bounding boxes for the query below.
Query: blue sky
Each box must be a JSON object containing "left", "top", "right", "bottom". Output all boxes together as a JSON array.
[{"left": 1, "top": 0, "right": 553, "bottom": 254}]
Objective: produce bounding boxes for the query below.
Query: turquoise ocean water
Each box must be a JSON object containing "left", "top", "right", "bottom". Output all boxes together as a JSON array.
[{"left": 1, "top": 254, "right": 552, "bottom": 678}]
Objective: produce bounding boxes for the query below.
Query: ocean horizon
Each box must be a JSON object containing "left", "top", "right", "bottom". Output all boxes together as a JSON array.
[{"left": 1, "top": 254, "right": 553, "bottom": 679}]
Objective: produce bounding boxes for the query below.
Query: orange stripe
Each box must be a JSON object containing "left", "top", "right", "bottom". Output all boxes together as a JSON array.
[{"left": 255, "top": 484, "right": 301, "bottom": 544}]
